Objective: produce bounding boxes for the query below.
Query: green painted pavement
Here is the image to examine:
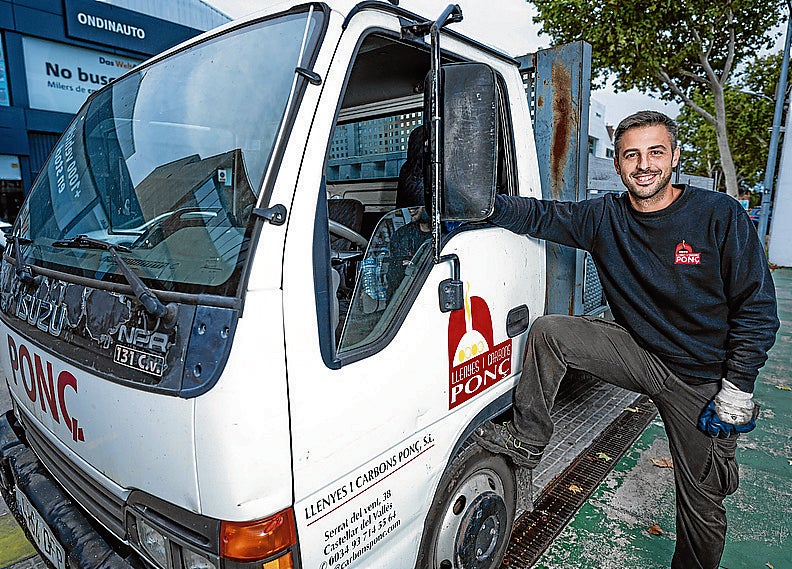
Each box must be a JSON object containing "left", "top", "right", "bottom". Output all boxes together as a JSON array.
[
  {"left": 0, "top": 514, "right": 35, "bottom": 568},
  {"left": 535, "top": 267, "right": 792, "bottom": 569}
]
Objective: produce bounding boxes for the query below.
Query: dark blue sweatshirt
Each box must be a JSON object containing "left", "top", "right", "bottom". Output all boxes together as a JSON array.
[{"left": 491, "top": 186, "right": 779, "bottom": 392}]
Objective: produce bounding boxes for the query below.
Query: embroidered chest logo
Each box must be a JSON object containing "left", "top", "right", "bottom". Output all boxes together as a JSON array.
[{"left": 674, "top": 240, "right": 701, "bottom": 265}]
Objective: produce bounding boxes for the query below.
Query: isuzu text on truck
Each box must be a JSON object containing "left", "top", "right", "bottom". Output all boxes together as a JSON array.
[{"left": 0, "top": 2, "right": 616, "bottom": 568}]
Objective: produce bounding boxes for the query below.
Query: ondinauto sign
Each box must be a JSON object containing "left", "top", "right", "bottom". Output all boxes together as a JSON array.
[
  {"left": 64, "top": 0, "right": 198, "bottom": 56},
  {"left": 22, "top": 37, "right": 141, "bottom": 114}
]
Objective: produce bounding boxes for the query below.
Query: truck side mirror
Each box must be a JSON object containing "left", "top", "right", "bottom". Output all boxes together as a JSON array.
[{"left": 440, "top": 62, "right": 498, "bottom": 222}]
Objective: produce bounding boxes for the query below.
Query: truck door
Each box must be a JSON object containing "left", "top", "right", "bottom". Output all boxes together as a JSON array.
[{"left": 280, "top": 10, "right": 544, "bottom": 568}]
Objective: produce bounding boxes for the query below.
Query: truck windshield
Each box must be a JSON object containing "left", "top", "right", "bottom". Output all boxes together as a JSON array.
[{"left": 14, "top": 7, "right": 323, "bottom": 296}]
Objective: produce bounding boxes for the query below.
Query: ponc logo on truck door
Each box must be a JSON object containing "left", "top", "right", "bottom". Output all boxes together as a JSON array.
[{"left": 447, "top": 285, "right": 511, "bottom": 409}]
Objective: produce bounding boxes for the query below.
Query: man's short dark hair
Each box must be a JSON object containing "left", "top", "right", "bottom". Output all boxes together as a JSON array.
[{"left": 613, "top": 110, "right": 677, "bottom": 154}]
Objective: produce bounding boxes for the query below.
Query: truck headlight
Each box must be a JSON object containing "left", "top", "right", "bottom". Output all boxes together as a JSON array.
[
  {"left": 138, "top": 517, "right": 168, "bottom": 568},
  {"left": 182, "top": 548, "right": 217, "bottom": 569}
]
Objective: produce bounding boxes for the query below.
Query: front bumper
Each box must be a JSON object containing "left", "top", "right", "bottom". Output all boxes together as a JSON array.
[{"left": 0, "top": 410, "right": 136, "bottom": 569}]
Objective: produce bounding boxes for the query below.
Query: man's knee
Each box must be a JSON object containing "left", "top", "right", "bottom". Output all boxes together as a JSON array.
[
  {"left": 529, "top": 314, "right": 573, "bottom": 334},
  {"left": 528, "top": 314, "right": 579, "bottom": 343}
]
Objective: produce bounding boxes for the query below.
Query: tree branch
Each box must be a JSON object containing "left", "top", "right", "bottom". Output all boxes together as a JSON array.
[
  {"left": 720, "top": 10, "right": 737, "bottom": 85},
  {"left": 695, "top": 23, "right": 722, "bottom": 88},
  {"left": 679, "top": 70, "right": 709, "bottom": 85},
  {"left": 656, "top": 71, "right": 716, "bottom": 124}
]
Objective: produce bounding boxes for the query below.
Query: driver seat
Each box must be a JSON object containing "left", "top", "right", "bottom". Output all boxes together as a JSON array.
[
  {"left": 328, "top": 198, "right": 365, "bottom": 251},
  {"left": 327, "top": 198, "right": 364, "bottom": 339},
  {"left": 396, "top": 125, "right": 426, "bottom": 208}
]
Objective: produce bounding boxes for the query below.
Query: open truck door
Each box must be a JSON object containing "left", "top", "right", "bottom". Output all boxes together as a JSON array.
[{"left": 281, "top": 7, "right": 542, "bottom": 567}]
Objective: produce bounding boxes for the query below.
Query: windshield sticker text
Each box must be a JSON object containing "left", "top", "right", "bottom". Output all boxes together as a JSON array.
[
  {"left": 7, "top": 335, "right": 84, "bottom": 442},
  {"left": 53, "top": 123, "right": 81, "bottom": 198}
]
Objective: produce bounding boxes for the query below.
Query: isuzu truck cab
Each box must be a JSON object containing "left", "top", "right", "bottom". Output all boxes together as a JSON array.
[{"left": 0, "top": 2, "right": 603, "bottom": 568}]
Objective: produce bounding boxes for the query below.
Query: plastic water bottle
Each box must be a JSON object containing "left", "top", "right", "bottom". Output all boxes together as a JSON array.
[{"left": 362, "top": 253, "right": 387, "bottom": 301}]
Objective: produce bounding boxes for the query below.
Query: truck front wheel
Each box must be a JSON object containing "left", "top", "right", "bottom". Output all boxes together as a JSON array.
[{"left": 416, "top": 443, "right": 516, "bottom": 569}]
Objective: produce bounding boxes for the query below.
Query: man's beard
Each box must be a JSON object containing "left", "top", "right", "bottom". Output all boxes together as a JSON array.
[{"left": 623, "top": 169, "right": 673, "bottom": 203}]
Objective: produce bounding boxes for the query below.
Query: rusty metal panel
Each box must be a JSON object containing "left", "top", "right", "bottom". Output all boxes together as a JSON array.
[{"left": 519, "top": 41, "right": 591, "bottom": 315}]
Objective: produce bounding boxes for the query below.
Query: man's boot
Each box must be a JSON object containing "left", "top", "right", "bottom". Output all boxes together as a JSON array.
[{"left": 472, "top": 421, "right": 545, "bottom": 469}]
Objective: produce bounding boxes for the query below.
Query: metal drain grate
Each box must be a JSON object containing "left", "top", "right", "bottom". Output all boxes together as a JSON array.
[{"left": 502, "top": 395, "right": 657, "bottom": 567}]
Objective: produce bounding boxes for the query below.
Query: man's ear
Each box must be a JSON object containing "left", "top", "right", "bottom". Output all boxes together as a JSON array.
[
  {"left": 672, "top": 145, "right": 681, "bottom": 168},
  {"left": 613, "top": 156, "right": 621, "bottom": 175}
]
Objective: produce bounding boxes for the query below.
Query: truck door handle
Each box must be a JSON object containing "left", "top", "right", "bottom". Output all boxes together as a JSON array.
[
  {"left": 438, "top": 254, "right": 463, "bottom": 312},
  {"left": 506, "top": 305, "right": 530, "bottom": 337}
]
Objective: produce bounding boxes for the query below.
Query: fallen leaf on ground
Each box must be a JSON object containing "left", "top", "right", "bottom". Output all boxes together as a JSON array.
[
  {"left": 596, "top": 452, "right": 612, "bottom": 461},
  {"left": 625, "top": 407, "right": 640, "bottom": 412},
  {"left": 647, "top": 524, "right": 664, "bottom": 535},
  {"left": 775, "top": 385, "right": 791, "bottom": 391},
  {"left": 568, "top": 484, "right": 582, "bottom": 494},
  {"left": 651, "top": 457, "right": 674, "bottom": 469},
  {"left": 766, "top": 563, "right": 774, "bottom": 569}
]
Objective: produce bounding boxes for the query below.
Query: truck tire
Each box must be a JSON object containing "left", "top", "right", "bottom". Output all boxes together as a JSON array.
[{"left": 415, "top": 442, "right": 516, "bottom": 569}]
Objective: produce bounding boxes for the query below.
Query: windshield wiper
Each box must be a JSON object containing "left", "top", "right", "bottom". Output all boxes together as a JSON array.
[
  {"left": 53, "top": 235, "right": 177, "bottom": 325},
  {"left": 8, "top": 235, "right": 39, "bottom": 285}
]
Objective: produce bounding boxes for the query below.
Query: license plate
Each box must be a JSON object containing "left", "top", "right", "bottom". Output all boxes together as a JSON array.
[{"left": 15, "top": 486, "right": 67, "bottom": 569}]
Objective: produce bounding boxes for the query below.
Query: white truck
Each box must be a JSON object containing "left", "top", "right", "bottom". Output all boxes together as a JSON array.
[{"left": 0, "top": 2, "right": 614, "bottom": 568}]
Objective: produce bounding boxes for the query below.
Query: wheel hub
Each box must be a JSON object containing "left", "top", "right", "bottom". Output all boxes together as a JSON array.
[{"left": 454, "top": 491, "right": 508, "bottom": 569}]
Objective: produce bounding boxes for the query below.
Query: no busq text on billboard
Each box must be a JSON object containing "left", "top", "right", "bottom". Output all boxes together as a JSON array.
[{"left": 22, "top": 37, "right": 141, "bottom": 114}]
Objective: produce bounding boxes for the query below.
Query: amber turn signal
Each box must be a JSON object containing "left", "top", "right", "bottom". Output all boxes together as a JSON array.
[
  {"left": 220, "top": 509, "right": 296, "bottom": 562},
  {"left": 262, "top": 552, "right": 294, "bottom": 569}
]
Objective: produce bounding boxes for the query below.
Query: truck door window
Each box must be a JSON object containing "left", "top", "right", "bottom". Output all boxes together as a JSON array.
[
  {"left": 319, "top": 33, "right": 517, "bottom": 360},
  {"left": 337, "top": 205, "right": 430, "bottom": 352},
  {"left": 318, "top": 33, "right": 431, "bottom": 358}
]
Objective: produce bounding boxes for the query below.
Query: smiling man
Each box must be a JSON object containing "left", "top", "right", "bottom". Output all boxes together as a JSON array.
[{"left": 473, "top": 110, "right": 779, "bottom": 568}]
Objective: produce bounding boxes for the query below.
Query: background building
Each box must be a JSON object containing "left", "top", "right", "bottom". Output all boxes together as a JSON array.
[
  {"left": 588, "top": 99, "right": 613, "bottom": 160},
  {"left": 0, "top": 0, "right": 230, "bottom": 223}
]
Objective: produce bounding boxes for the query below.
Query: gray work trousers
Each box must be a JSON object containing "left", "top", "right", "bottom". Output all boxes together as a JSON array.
[{"left": 513, "top": 315, "right": 739, "bottom": 569}]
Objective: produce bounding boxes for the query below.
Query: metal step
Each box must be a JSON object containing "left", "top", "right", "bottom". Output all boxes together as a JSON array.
[{"left": 504, "top": 373, "right": 658, "bottom": 567}]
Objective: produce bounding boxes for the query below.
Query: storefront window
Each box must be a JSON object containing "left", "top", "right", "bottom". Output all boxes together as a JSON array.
[
  {"left": 0, "top": 37, "right": 10, "bottom": 106},
  {"left": 0, "top": 155, "right": 23, "bottom": 222}
]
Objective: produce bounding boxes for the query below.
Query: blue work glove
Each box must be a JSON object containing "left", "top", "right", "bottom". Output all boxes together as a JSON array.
[{"left": 698, "top": 379, "right": 760, "bottom": 437}]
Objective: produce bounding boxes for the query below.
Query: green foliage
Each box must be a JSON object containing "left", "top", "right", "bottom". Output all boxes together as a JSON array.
[
  {"left": 531, "top": 0, "right": 783, "bottom": 99},
  {"left": 678, "top": 53, "right": 786, "bottom": 191},
  {"left": 531, "top": 0, "right": 786, "bottom": 196}
]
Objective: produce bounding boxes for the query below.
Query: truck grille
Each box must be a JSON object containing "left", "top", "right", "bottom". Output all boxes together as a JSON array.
[{"left": 19, "top": 412, "right": 128, "bottom": 538}]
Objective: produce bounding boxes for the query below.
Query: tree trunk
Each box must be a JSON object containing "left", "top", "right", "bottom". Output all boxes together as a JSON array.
[{"left": 711, "top": 84, "right": 739, "bottom": 197}]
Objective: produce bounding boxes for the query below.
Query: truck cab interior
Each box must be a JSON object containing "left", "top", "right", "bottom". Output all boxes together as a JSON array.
[{"left": 318, "top": 31, "right": 517, "bottom": 360}]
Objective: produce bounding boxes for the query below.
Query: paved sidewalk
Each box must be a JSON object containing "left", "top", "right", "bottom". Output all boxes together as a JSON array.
[{"left": 535, "top": 267, "right": 792, "bottom": 569}]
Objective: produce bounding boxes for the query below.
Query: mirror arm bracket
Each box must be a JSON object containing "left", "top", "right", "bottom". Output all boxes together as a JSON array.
[
  {"left": 295, "top": 67, "right": 322, "bottom": 85},
  {"left": 426, "top": 5, "right": 464, "bottom": 263},
  {"left": 252, "top": 204, "right": 287, "bottom": 226}
]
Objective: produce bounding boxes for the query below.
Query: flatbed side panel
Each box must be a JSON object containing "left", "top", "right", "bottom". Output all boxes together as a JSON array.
[{"left": 520, "top": 42, "right": 592, "bottom": 316}]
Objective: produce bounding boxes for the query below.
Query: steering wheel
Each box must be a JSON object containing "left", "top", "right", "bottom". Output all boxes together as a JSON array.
[{"left": 328, "top": 219, "right": 368, "bottom": 250}]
